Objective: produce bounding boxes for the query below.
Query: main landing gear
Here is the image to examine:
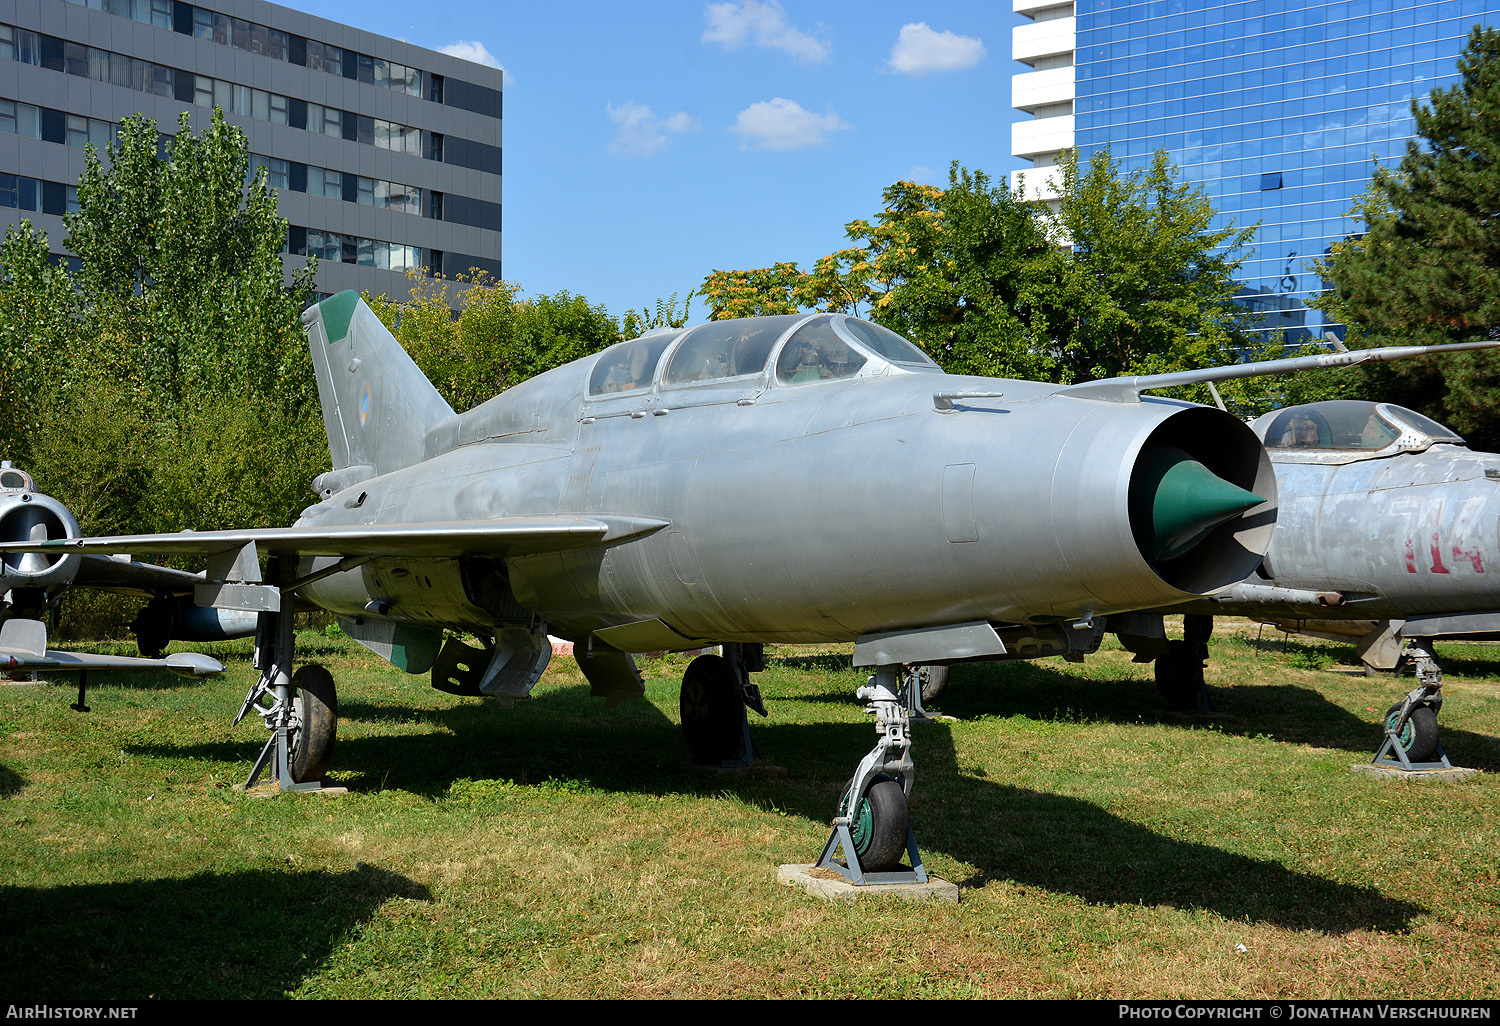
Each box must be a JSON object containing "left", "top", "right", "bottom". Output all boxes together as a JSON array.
[
  {"left": 678, "top": 643, "right": 766, "bottom": 767},
  {"left": 236, "top": 573, "right": 338, "bottom": 792},
  {"left": 1154, "top": 614, "right": 1215, "bottom": 712},
  {"left": 1374, "top": 640, "right": 1450, "bottom": 770}
]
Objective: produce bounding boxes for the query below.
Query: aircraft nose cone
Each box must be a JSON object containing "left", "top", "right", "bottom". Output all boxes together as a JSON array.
[{"left": 1131, "top": 447, "right": 1265, "bottom": 563}]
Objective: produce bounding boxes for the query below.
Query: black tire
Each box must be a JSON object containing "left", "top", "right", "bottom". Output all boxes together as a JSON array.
[
  {"left": 916, "top": 664, "right": 950, "bottom": 704},
  {"left": 1384, "top": 702, "right": 1439, "bottom": 763},
  {"left": 290, "top": 664, "right": 338, "bottom": 783},
  {"left": 129, "top": 600, "right": 172, "bottom": 660},
  {"left": 680, "top": 654, "right": 742, "bottom": 764},
  {"left": 1155, "top": 640, "right": 1205, "bottom": 709},
  {"left": 839, "top": 773, "right": 909, "bottom": 872}
]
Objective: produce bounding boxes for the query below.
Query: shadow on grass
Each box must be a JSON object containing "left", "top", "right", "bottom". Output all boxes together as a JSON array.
[
  {"left": 133, "top": 684, "right": 1423, "bottom": 935},
  {"left": 906, "top": 659, "right": 1500, "bottom": 773},
  {"left": 0, "top": 762, "right": 25, "bottom": 797},
  {"left": 0, "top": 863, "right": 428, "bottom": 999}
]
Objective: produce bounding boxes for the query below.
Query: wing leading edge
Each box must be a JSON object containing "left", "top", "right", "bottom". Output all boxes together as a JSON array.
[
  {"left": 0, "top": 514, "right": 672, "bottom": 562},
  {"left": 0, "top": 618, "right": 223, "bottom": 678}
]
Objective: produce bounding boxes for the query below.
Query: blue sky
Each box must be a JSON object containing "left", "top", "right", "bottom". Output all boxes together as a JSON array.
[{"left": 291, "top": 0, "right": 1029, "bottom": 322}]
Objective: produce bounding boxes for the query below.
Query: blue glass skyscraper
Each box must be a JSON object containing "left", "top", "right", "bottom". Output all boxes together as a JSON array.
[{"left": 1012, "top": 0, "right": 1499, "bottom": 341}]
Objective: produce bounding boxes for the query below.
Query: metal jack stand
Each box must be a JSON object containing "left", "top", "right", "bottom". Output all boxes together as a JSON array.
[
  {"left": 1371, "top": 645, "right": 1451, "bottom": 773},
  {"left": 1372, "top": 730, "right": 1452, "bottom": 772},
  {"left": 814, "top": 664, "right": 928, "bottom": 885},
  {"left": 815, "top": 815, "right": 928, "bottom": 886},
  {"left": 237, "top": 594, "right": 327, "bottom": 792}
]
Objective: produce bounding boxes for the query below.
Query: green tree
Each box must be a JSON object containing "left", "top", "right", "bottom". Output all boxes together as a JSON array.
[
  {"left": 697, "top": 156, "right": 1254, "bottom": 384},
  {"left": 24, "top": 108, "right": 319, "bottom": 536},
  {"left": 1315, "top": 26, "right": 1500, "bottom": 447},
  {"left": 699, "top": 264, "right": 807, "bottom": 320},
  {"left": 1043, "top": 148, "right": 1256, "bottom": 385},
  {"left": 620, "top": 291, "right": 694, "bottom": 337},
  {"left": 367, "top": 272, "right": 621, "bottom": 412},
  {"left": 0, "top": 223, "right": 75, "bottom": 465}
]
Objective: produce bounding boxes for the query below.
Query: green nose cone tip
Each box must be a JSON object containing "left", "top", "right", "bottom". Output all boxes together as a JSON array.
[{"left": 1132, "top": 448, "right": 1264, "bottom": 562}]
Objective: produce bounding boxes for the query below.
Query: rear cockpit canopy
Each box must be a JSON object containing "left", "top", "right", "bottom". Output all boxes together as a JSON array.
[
  {"left": 1252, "top": 400, "right": 1465, "bottom": 463},
  {"left": 587, "top": 314, "right": 938, "bottom": 398}
]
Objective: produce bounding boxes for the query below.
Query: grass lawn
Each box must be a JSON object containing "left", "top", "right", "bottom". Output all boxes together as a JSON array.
[{"left": 2, "top": 622, "right": 1497, "bottom": 999}]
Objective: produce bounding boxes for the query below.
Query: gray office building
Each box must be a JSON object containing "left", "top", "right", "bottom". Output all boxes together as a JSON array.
[{"left": 0, "top": 0, "right": 501, "bottom": 299}]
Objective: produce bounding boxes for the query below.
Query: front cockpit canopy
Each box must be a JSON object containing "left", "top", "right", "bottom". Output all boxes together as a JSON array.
[
  {"left": 1252, "top": 400, "right": 1465, "bottom": 462},
  {"left": 586, "top": 313, "right": 938, "bottom": 398}
]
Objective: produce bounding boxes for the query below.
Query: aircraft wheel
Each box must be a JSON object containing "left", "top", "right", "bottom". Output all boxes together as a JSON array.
[
  {"left": 680, "top": 655, "right": 742, "bottom": 764},
  {"left": 290, "top": 664, "right": 338, "bottom": 783},
  {"left": 915, "top": 664, "right": 949, "bottom": 704},
  {"left": 839, "top": 774, "right": 908, "bottom": 872},
  {"left": 1154, "top": 641, "right": 1203, "bottom": 709},
  {"left": 1384, "top": 702, "right": 1439, "bottom": 763},
  {"left": 129, "top": 600, "right": 171, "bottom": 660}
]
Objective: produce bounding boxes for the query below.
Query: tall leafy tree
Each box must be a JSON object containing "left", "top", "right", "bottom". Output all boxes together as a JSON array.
[
  {"left": 0, "top": 223, "right": 75, "bottom": 466},
  {"left": 1316, "top": 26, "right": 1500, "bottom": 447},
  {"left": 24, "top": 108, "right": 320, "bottom": 536},
  {"left": 697, "top": 155, "right": 1254, "bottom": 385},
  {"left": 367, "top": 272, "right": 621, "bottom": 412},
  {"left": 1044, "top": 148, "right": 1256, "bottom": 384}
]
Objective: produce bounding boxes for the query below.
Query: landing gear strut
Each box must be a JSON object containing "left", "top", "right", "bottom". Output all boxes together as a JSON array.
[
  {"left": 236, "top": 560, "right": 338, "bottom": 791},
  {"left": 1374, "top": 640, "right": 1449, "bottom": 770},
  {"left": 679, "top": 643, "right": 765, "bottom": 767},
  {"left": 1155, "top": 614, "right": 1214, "bottom": 712},
  {"left": 815, "top": 664, "right": 927, "bottom": 884}
]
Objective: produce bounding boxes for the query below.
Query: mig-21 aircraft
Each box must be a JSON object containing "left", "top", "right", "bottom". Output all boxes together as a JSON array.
[
  {"left": 1154, "top": 398, "right": 1500, "bottom": 764},
  {"left": 0, "top": 462, "right": 226, "bottom": 688},
  {"left": 3, "top": 293, "right": 1492, "bottom": 873}
]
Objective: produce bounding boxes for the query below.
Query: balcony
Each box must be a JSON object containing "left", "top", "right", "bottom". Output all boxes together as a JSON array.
[
  {"left": 1012, "top": 16, "right": 1076, "bottom": 65},
  {"left": 1012, "top": 66, "right": 1076, "bottom": 113},
  {"left": 1014, "top": 0, "right": 1075, "bottom": 18},
  {"left": 1013, "top": 164, "right": 1067, "bottom": 203},
  {"left": 1011, "top": 115, "right": 1075, "bottom": 160}
]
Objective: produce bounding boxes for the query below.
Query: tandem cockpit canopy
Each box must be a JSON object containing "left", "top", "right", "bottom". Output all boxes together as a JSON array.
[
  {"left": 587, "top": 314, "right": 940, "bottom": 397},
  {"left": 1252, "top": 400, "right": 1466, "bottom": 463}
]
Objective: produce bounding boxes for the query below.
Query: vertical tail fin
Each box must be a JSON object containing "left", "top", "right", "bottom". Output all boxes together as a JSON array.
[{"left": 302, "top": 291, "right": 455, "bottom": 478}]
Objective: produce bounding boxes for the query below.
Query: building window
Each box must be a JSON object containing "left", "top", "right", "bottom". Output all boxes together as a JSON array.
[{"left": 1260, "top": 172, "right": 1284, "bottom": 190}]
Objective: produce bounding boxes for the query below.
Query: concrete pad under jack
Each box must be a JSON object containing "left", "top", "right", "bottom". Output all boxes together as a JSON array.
[
  {"left": 778, "top": 864, "right": 958, "bottom": 904},
  {"left": 1350, "top": 763, "right": 1479, "bottom": 783}
]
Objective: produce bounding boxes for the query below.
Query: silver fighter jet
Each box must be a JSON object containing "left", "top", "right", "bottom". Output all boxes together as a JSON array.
[
  {"left": 0, "top": 462, "right": 227, "bottom": 692},
  {"left": 3, "top": 294, "right": 1489, "bottom": 872},
  {"left": 1159, "top": 399, "right": 1500, "bottom": 763}
]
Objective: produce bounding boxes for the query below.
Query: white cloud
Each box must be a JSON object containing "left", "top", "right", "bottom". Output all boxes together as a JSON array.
[
  {"left": 730, "top": 98, "right": 849, "bottom": 151},
  {"left": 702, "top": 0, "right": 830, "bottom": 63},
  {"left": 607, "top": 102, "right": 700, "bottom": 158},
  {"left": 888, "top": 23, "right": 986, "bottom": 75},
  {"left": 438, "top": 40, "right": 515, "bottom": 86}
]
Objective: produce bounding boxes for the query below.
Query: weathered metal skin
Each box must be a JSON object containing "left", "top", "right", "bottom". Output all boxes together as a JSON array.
[
  {"left": 297, "top": 304, "right": 1276, "bottom": 650},
  {"left": 1174, "top": 400, "right": 1500, "bottom": 664},
  {"left": 0, "top": 464, "right": 82, "bottom": 612}
]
